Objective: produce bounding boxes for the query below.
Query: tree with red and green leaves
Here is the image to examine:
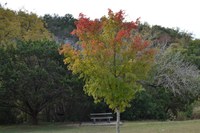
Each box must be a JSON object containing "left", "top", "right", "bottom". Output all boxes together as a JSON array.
[{"left": 60, "top": 9, "right": 155, "bottom": 133}]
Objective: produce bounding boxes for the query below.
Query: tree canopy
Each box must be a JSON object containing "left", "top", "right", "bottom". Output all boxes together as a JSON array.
[
  {"left": 0, "top": 7, "right": 52, "bottom": 46},
  {"left": 60, "top": 9, "right": 155, "bottom": 112},
  {"left": 60, "top": 9, "right": 155, "bottom": 133},
  {"left": 0, "top": 40, "right": 72, "bottom": 124},
  {"left": 43, "top": 14, "right": 77, "bottom": 43}
]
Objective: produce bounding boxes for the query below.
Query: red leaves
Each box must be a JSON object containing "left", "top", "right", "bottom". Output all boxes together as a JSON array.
[
  {"left": 59, "top": 10, "right": 157, "bottom": 115},
  {"left": 131, "top": 35, "right": 156, "bottom": 61},
  {"left": 71, "top": 13, "right": 102, "bottom": 40},
  {"left": 72, "top": 9, "right": 139, "bottom": 44},
  {"left": 108, "top": 9, "right": 125, "bottom": 22},
  {"left": 132, "top": 35, "right": 149, "bottom": 51},
  {"left": 67, "top": 9, "right": 155, "bottom": 61},
  {"left": 115, "top": 30, "right": 127, "bottom": 41},
  {"left": 123, "top": 22, "right": 138, "bottom": 30}
]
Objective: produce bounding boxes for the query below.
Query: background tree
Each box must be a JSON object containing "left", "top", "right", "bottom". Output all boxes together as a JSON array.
[
  {"left": 121, "top": 88, "right": 170, "bottom": 120},
  {"left": 0, "top": 7, "right": 52, "bottom": 46},
  {"left": 0, "top": 7, "right": 20, "bottom": 46},
  {"left": 185, "top": 39, "right": 200, "bottom": 69},
  {"left": 0, "top": 40, "right": 72, "bottom": 124},
  {"left": 60, "top": 10, "right": 155, "bottom": 133},
  {"left": 138, "top": 23, "right": 192, "bottom": 46},
  {"left": 150, "top": 47, "right": 200, "bottom": 95},
  {"left": 133, "top": 22, "right": 199, "bottom": 120},
  {"left": 143, "top": 45, "right": 200, "bottom": 118},
  {"left": 17, "top": 11, "right": 52, "bottom": 41},
  {"left": 43, "top": 14, "right": 77, "bottom": 44}
]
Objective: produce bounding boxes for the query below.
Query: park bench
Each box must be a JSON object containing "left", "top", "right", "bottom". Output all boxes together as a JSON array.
[{"left": 90, "top": 112, "right": 113, "bottom": 124}]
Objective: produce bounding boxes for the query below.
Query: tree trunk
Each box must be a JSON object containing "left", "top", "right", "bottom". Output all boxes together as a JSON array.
[
  {"left": 116, "top": 108, "right": 120, "bottom": 133},
  {"left": 45, "top": 107, "right": 51, "bottom": 122},
  {"left": 31, "top": 112, "right": 38, "bottom": 125}
]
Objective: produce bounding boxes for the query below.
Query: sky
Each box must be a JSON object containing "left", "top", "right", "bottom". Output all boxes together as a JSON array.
[{"left": 1, "top": 0, "right": 200, "bottom": 39}]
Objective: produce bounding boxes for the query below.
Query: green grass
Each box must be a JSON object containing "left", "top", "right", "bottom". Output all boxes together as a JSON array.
[{"left": 1, "top": 120, "right": 200, "bottom": 133}]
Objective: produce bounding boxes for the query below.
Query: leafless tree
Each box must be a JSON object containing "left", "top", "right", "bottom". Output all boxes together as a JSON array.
[{"left": 150, "top": 46, "right": 200, "bottom": 96}]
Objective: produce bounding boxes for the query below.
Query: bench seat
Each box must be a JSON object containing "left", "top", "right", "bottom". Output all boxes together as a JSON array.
[{"left": 90, "top": 113, "right": 113, "bottom": 124}]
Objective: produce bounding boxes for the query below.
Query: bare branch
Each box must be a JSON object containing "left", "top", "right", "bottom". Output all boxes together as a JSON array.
[{"left": 150, "top": 48, "right": 200, "bottom": 96}]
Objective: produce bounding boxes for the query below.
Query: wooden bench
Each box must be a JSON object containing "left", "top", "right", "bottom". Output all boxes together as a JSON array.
[{"left": 90, "top": 112, "right": 113, "bottom": 124}]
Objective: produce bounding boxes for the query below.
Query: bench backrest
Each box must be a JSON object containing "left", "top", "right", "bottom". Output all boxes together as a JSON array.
[{"left": 90, "top": 112, "right": 112, "bottom": 116}]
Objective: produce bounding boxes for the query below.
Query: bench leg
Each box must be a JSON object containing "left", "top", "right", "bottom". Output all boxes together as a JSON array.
[{"left": 93, "top": 119, "right": 96, "bottom": 124}]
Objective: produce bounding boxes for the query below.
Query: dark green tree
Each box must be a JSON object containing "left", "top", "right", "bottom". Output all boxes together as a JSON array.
[
  {"left": 43, "top": 14, "right": 77, "bottom": 43},
  {"left": 0, "top": 40, "right": 72, "bottom": 124},
  {"left": 185, "top": 39, "right": 200, "bottom": 69}
]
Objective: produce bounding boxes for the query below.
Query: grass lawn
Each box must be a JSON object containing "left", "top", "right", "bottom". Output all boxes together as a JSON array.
[{"left": 1, "top": 120, "right": 200, "bottom": 133}]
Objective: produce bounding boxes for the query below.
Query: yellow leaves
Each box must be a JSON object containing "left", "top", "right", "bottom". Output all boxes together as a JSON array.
[
  {"left": 59, "top": 44, "right": 71, "bottom": 56},
  {"left": 18, "top": 12, "right": 52, "bottom": 41},
  {"left": 0, "top": 8, "right": 52, "bottom": 46},
  {"left": 63, "top": 57, "right": 71, "bottom": 64},
  {"left": 0, "top": 8, "right": 20, "bottom": 45},
  {"left": 60, "top": 9, "right": 156, "bottom": 112},
  {"left": 60, "top": 44, "right": 80, "bottom": 58}
]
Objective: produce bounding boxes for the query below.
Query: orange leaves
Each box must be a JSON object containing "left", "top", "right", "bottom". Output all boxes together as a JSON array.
[
  {"left": 108, "top": 9, "right": 125, "bottom": 22},
  {"left": 130, "top": 35, "right": 156, "bottom": 62},
  {"left": 60, "top": 9, "right": 157, "bottom": 113},
  {"left": 71, "top": 9, "right": 139, "bottom": 46},
  {"left": 59, "top": 43, "right": 71, "bottom": 55},
  {"left": 63, "top": 9, "right": 155, "bottom": 66},
  {"left": 115, "top": 22, "right": 138, "bottom": 41},
  {"left": 88, "top": 40, "right": 106, "bottom": 55},
  {"left": 67, "top": 9, "right": 156, "bottom": 63},
  {"left": 115, "top": 30, "right": 128, "bottom": 42},
  {"left": 59, "top": 43, "right": 80, "bottom": 64},
  {"left": 132, "top": 35, "right": 150, "bottom": 51},
  {"left": 123, "top": 22, "right": 138, "bottom": 31},
  {"left": 71, "top": 13, "right": 102, "bottom": 40},
  {"left": 61, "top": 9, "right": 156, "bottom": 64}
]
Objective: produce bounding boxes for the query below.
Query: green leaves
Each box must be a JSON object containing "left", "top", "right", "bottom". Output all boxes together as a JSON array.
[
  {"left": 43, "top": 14, "right": 77, "bottom": 44},
  {"left": 61, "top": 10, "right": 155, "bottom": 112},
  {"left": 0, "top": 40, "right": 73, "bottom": 124}
]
